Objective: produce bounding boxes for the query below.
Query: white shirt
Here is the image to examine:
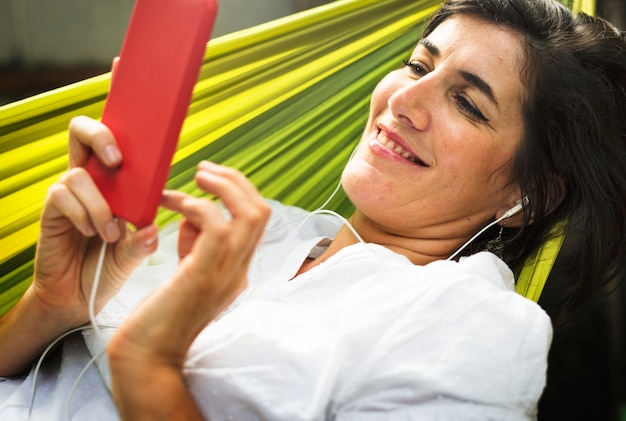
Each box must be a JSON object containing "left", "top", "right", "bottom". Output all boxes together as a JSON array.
[{"left": 0, "top": 200, "right": 552, "bottom": 420}]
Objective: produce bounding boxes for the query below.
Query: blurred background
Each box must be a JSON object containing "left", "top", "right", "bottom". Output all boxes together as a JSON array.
[
  {"left": 0, "top": 0, "right": 333, "bottom": 106},
  {"left": 597, "top": 0, "right": 626, "bottom": 31},
  {"left": 0, "top": 0, "right": 623, "bottom": 107}
]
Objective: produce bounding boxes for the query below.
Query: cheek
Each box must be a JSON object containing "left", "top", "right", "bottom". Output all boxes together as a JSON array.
[
  {"left": 435, "top": 128, "right": 514, "bottom": 177},
  {"left": 442, "top": 151, "right": 503, "bottom": 189}
]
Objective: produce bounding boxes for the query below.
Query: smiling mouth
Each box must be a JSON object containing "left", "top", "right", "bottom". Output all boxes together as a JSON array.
[{"left": 375, "top": 130, "right": 428, "bottom": 167}]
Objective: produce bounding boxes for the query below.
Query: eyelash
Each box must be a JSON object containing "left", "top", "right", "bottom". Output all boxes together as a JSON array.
[
  {"left": 453, "top": 94, "right": 488, "bottom": 122},
  {"left": 403, "top": 59, "right": 428, "bottom": 76},
  {"left": 402, "top": 59, "right": 488, "bottom": 122}
]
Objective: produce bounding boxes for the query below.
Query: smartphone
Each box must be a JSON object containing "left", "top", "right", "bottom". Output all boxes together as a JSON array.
[{"left": 86, "top": 0, "right": 218, "bottom": 228}]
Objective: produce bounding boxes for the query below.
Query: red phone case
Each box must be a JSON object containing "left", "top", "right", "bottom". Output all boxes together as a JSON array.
[{"left": 86, "top": 0, "right": 217, "bottom": 228}]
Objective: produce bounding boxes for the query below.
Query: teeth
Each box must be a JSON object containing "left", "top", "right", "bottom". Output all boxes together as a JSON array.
[{"left": 377, "top": 131, "right": 423, "bottom": 165}]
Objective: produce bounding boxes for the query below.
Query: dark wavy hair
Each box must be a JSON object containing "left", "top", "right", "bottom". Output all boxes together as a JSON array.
[{"left": 423, "top": 0, "right": 626, "bottom": 323}]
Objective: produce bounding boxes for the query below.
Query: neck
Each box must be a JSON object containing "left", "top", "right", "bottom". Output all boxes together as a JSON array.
[
  {"left": 346, "top": 211, "right": 453, "bottom": 265},
  {"left": 297, "top": 210, "right": 470, "bottom": 276},
  {"left": 295, "top": 224, "right": 358, "bottom": 276}
]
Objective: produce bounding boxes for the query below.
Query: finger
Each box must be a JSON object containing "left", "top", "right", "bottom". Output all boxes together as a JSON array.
[
  {"left": 195, "top": 162, "right": 269, "bottom": 221},
  {"left": 162, "top": 189, "right": 263, "bottom": 276},
  {"left": 197, "top": 161, "right": 263, "bottom": 201},
  {"left": 162, "top": 194, "right": 254, "bottom": 322},
  {"left": 68, "top": 116, "right": 122, "bottom": 169},
  {"left": 191, "top": 173, "right": 268, "bottom": 280},
  {"left": 177, "top": 198, "right": 229, "bottom": 275},
  {"left": 160, "top": 190, "right": 196, "bottom": 215},
  {"left": 45, "top": 182, "right": 97, "bottom": 237},
  {"left": 59, "top": 167, "right": 121, "bottom": 242},
  {"left": 195, "top": 164, "right": 270, "bottom": 242},
  {"left": 177, "top": 219, "right": 201, "bottom": 259},
  {"left": 180, "top": 207, "right": 255, "bottom": 313},
  {"left": 160, "top": 191, "right": 215, "bottom": 259},
  {"left": 112, "top": 223, "right": 159, "bottom": 275},
  {"left": 178, "top": 195, "right": 225, "bottom": 234},
  {"left": 111, "top": 56, "right": 120, "bottom": 82},
  {"left": 161, "top": 190, "right": 225, "bottom": 245}
]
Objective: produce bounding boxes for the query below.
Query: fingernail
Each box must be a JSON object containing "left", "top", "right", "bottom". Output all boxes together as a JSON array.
[
  {"left": 85, "top": 223, "right": 96, "bottom": 236},
  {"left": 105, "top": 221, "right": 120, "bottom": 241},
  {"left": 145, "top": 235, "right": 157, "bottom": 248},
  {"left": 104, "top": 144, "right": 122, "bottom": 165},
  {"left": 198, "top": 160, "right": 217, "bottom": 171}
]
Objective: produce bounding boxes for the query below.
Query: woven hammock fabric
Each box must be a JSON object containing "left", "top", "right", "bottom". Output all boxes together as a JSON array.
[
  {"left": 0, "top": 0, "right": 442, "bottom": 315},
  {"left": 0, "top": 0, "right": 594, "bottom": 316}
]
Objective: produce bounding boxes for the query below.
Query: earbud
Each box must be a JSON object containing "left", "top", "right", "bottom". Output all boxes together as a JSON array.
[
  {"left": 447, "top": 195, "right": 529, "bottom": 261},
  {"left": 502, "top": 196, "right": 529, "bottom": 220}
]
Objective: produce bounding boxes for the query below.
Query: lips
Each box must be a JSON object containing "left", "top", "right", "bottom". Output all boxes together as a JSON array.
[{"left": 375, "top": 129, "right": 428, "bottom": 167}]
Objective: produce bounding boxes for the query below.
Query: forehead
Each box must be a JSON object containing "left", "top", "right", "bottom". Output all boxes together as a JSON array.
[{"left": 418, "top": 15, "right": 528, "bottom": 108}]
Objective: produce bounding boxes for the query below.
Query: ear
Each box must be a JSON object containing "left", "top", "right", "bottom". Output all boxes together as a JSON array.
[
  {"left": 495, "top": 199, "right": 526, "bottom": 227},
  {"left": 496, "top": 175, "right": 567, "bottom": 227},
  {"left": 494, "top": 187, "right": 529, "bottom": 227}
]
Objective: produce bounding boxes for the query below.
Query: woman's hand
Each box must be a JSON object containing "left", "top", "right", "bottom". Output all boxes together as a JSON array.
[
  {"left": 0, "top": 112, "right": 159, "bottom": 377},
  {"left": 32, "top": 116, "right": 159, "bottom": 327},
  {"left": 108, "top": 161, "right": 270, "bottom": 420},
  {"left": 31, "top": 56, "right": 155, "bottom": 327}
]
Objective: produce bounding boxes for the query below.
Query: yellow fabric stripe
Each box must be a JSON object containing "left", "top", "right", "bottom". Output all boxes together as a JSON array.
[
  {"left": 515, "top": 220, "right": 568, "bottom": 301},
  {"left": 513, "top": 0, "right": 595, "bottom": 302},
  {"left": 573, "top": 0, "right": 596, "bottom": 15}
]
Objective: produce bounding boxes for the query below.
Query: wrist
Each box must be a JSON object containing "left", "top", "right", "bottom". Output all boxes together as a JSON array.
[
  {"left": 25, "top": 283, "right": 90, "bottom": 330},
  {"left": 0, "top": 287, "right": 86, "bottom": 377},
  {"left": 108, "top": 335, "right": 204, "bottom": 421}
]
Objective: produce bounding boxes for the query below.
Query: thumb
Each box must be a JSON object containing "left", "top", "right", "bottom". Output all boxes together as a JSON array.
[
  {"left": 111, "top": 56, "right": 120, "bottom": 82},
  {"left": 112, "top": 223, "right": 159, "bottom": 276},
  {"left": 177, "top": 219, "right": 200, "bottom": 259}
]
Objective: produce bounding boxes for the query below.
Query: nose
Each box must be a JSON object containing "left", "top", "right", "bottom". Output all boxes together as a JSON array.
[{"left": 387, "top": 76, "right": 432, "bottom": 132}]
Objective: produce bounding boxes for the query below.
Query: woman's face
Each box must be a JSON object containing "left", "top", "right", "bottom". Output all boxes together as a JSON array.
[{"left": 342, "top": 15, "right": 527, "bottom": 251}]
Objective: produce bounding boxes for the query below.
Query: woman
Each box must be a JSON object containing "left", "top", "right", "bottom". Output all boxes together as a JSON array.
[{"left": 1, "top": 0, "right": 624, "bottom": 419}]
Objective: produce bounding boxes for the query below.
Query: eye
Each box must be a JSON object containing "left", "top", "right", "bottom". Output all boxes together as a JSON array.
[
  {"left": 454, "top": 93, "right": 488, "bottom": 122},
  {"left": 403, "top": 59, "right": 429, "bottom": 77}
]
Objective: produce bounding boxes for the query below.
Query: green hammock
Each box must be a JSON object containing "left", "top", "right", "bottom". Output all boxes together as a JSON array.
[{"left": 0, "top": 0, "right": 594, "bottom": 316}]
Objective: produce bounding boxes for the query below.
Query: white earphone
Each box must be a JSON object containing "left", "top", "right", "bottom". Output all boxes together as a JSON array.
[
  {"left": 501, "top": 196, "right": 529, "bottom": 220},
  {"left": 447, "top": 195, "right": 529, "bottom": 260}
]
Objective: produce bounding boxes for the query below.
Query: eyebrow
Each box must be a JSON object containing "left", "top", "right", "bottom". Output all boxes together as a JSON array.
[
  {"left": 417, "top": 38, "right": 500, "bottom": 109},
  {"left": 418, "top": 38, "right": 440, "bottom": 56},
  {"left": 459, "top": 71, "right": 499, "bottom": 108}
]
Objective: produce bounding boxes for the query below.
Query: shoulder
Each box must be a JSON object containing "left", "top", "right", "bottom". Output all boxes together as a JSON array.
[
  {"left": 426, "top": 251, "right": 516, "bottom": 290},
  {"left": 335, "top": 250, "right": 552, "bottom": 416}
]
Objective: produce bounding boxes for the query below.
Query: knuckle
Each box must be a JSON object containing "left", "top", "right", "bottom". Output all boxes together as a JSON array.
[
  {"left": 68, "top": 115, "right": 85, "bottom": 131},
  {"left": 64, "top": 167, "right": 88, "bottom": 189},
  {"left": 242, "top": 206, "right": 271, "bottom": 230},
  {"left": 248, "top": 209, "right": 266, "bottom": 224},
  {"left": 220, "top": 165, "right": 243, "bottom": 178},
  {"left": 46, "top": 182, "right": 67, "bottom": 201},
  {"left": 252, "top": 201, "right": 272, "bottom": 220},
  {"left": 186, "top": 196, "right": 211, "bottom": 215},
  {"left": 258, "top": 201, "right": 272, "bottom": 220},
  {"left": 221, "top": 166, "right": 252, "bottom": 187},
  {"left": 185, "top": 196, "right": 222, "bottom": 224},
  {"left": 212, "top": 224, "right": 230, "bottom": 240}
]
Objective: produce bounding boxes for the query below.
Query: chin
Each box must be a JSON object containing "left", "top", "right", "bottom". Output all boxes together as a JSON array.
[{"left": 341, "top": 160, "right": 387, "bottom": 214}]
